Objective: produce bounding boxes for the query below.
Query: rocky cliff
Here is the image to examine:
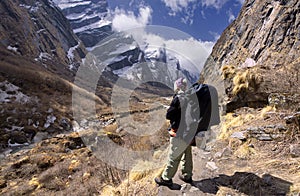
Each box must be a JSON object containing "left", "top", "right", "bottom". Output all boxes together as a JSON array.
[
  {"left": 0, "top": 0, "right": 89, "bottom": 151},
  {"left": 0, "top": 0, "right": 86, "bottom": 74},
  {"left": 202, "top": 0, "right": 300, "bottom": 112},
  {"left": 53, "top": 0, "right": 112, "bottom": 48}
]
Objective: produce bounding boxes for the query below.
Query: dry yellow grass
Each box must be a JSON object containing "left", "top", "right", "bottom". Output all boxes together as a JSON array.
[
  {"left": 103, "top": 123, "right": 118, "bottom": 133},
  {"left": 232, "top": 70, "right": 249, "bottom": 95},
  {"left": 260, "top": 105, "right": 276, "bottom": 118},
  {"left": 291, "top": 182, "right": 300, "bottom": 195},
  {"left": 100, "top": 150, "right": 168, "bottom": 196},
  {"left": 129, "top": 161, "right": 165, "bottom": 181},
  {"left": 233, "top": 142, "right": 256, "bottom": 159},
  {"left": 101, "top": 163, "right": 163, "bottom": 196},
  {"left": 221, "top": 64, "right": 260, "bottom": 95},
  {"left": 29, "top": 177, "right": 42, "bottom": 189},
  {"left": 221, "top": 65, "right": 236, "bottom": 79},
  {"left": 219, "top": 113, "right": 255, "bottom": 140}
]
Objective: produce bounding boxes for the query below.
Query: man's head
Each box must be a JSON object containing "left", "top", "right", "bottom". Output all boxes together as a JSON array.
[{"left": 174, "top": 77, "right": 187, "bottom": 93}]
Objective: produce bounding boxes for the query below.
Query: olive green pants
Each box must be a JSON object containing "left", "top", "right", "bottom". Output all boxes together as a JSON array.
[{"left": 162, "top": 137, "right": 193, "bottom": 180}]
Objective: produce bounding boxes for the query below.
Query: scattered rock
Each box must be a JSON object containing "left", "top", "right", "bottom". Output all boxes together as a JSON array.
[
  {"left": 222, "top": 147, "right": 233, "bottom": 157},
  {"left": 214, "top": 152, "right": 223, "bottom": 159},
  {"left": 246, "top": 125, "right": 286, "bottom": 141},
  {"left": 206, "top": 161, "right": 218, "bottom": 171},
  {"left": 284, "top": 112, "right": 300, "bottom": 124},
  {"left": 45, "top": 126, "right": 58, "bottom": 134},
  {"left": 290, "top": 144, "right": 300, "bottom": 158},
  {"left": 268, "top": 93, "right": 286, "bottom": 108},
  {"left": 180, "top": 183, "right": 191, "bottom": 192},
  {"left": 231, "top": 131, "right": 247, "bottom": 140},
  {"left": 33, "top": 132, "right": 49, "bottom": 143},
  {"left": 257, "top": 134, "right": 273, "bottom": 141},
  {"left": 189, "top": 186, "right": 199, "bottom": 193},
  {"left": 60, "top": 118, "right": 72, "bottom": 131}
]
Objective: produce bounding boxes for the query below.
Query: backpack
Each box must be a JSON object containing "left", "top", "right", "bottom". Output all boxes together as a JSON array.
[{"left": 175, "top": 83, "right": 220, "bottom": 144}]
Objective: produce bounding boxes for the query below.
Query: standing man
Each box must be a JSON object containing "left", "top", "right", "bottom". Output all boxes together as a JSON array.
[{"left": 155, "top": 77, "right": 193, "bottom": 186}]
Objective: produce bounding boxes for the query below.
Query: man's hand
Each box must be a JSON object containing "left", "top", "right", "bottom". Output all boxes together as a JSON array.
[{"left": 168, "top": 128, "right": 177, "bottom": 137}]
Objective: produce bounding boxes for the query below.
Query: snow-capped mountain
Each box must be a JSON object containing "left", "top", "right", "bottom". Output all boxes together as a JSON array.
[
  {"left": 52, "top": 0, "right": 112, "bottom": 47},
  {"left": 143, "top": 45, "right": 198, "bottom": 84},
  {"left": 53, "top": 0, "right": 198, "bottom": 85},
  {"left": 87, "top": 32, "right": 198, "bottom": 88}
]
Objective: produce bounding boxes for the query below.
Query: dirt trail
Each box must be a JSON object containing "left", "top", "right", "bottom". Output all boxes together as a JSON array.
[
  {"left": 157, "top": 139, "right": 297, "bottom": 196},
  {"left": 158, "top": 147, "right": 216, "bottom": 196}
]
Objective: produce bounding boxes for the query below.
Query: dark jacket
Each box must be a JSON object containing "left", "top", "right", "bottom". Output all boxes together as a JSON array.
[
  {"left": 166, "top": 94, "right": 181, "bottom": 130},
  {"left": 166, "top": 84, "right": 220, "bottom": 145}
]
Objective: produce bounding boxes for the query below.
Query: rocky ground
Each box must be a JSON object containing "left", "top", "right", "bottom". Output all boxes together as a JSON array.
[
  {"left": 158, "top": 107, "right": 300, "bottom": 196},
  {"left": 0, "top": 78, "right": 299, "bottom": 196}
]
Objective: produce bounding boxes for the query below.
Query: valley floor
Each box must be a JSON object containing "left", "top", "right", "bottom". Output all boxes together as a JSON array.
[{"left": 0, "top": 99, "right": 299, "bottom": 196}]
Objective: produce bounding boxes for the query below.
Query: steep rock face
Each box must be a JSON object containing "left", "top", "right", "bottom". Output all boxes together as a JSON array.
[
  {"left": 0, "top": 0, "right": 91, "bottom": 151},
  {"left": 202, "top": 0, "right": 300, "bottom": 112},
  {"left": 53, "top": 0, "right": 112, "bottom": 48},
  {"left": 0, "top": 0, "right": 85, "bottom": 72}
]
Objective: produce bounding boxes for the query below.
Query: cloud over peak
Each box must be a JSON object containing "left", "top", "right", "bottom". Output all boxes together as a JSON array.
[{"left": 111, "top": 6, "right": 152, "bottom": 32}]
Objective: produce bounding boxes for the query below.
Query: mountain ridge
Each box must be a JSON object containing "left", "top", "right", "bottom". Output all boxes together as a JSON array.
[{"left": 202, "top": 0, "right": 300, "bottom": 112}]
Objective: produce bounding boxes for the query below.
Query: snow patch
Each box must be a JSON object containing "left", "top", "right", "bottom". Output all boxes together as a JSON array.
[
  {"left": 56, "top": 1, "right": 91, "bottom": 10},
  {"left": 19, "top": 2, "right": 41, "bottom": 12},
  {"left": 113, "top": 66, "right": 132, "bottom": 76},
  {"left": 37, "top": 29, "right": 46, "bottom": 33},
  {"left": 19, "top": 4, "right": 31, "bottom": 9},
  {"left": 68, "top": 42, "right": 81, "bottom": 70},
  {"left": 7, "top": 45, "right": 18, "bottom": 52},
  {"left": 66, "top": 12, "right": 106, "bottom": 22},
  {"left": 11, "top": 126, "right": 24, "bottom": 131},
  {"left": 44, "top": 114, "right": 57, "bottom": 129},
  {"left": 35, "top": 52, "right": 52, "bottom": 61},
  {"left": 110, "top": 43, "right": 137, "bottom": 55},
  {"left": 103, "top": 55, "right": 127, "bottom": 66},
  {"left": 66, "top": 13, "right": 87, "bottom": 20},
  {"left": 8, "top": 139, "right": 29, "bottom": 147},
  {"left": 0, "top": 81, "right": 31, "bottom": 104},
  {"left": 73, "top": 20, "right": 111, "bottom": 33}
]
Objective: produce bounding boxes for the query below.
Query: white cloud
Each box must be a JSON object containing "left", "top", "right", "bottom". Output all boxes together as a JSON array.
[
  {"left": 144, "top": 33, "right": 214, "bottom": 73},
  {"left": 201, "top": 0, "right": 230, "bottom": 10},
  {"left": 227, "top": 9, "right": 235, "bottom": 23},
  {"left": 161, "top": 0, "right": 198, "bottom": 25},
  {"left": 180, "top": 3, "right": 198, "bottom": 25},
  {"left": 111, "top": 6, "right": 152, "bottom": 32},
  {"left": 161, "top": 0, "right": 197, "bottom": 13},
  {"left": 201, "top": 0, "right": 244, "bottom": 10},
  {"left": 209, "top": 31, "right": 220, "bottom": 42},
  {"left": 236, "top": 0, "right": 245, "bottom": 5},
  {"left": 166, "top": 38, "right": 214, "bottom": 72}
]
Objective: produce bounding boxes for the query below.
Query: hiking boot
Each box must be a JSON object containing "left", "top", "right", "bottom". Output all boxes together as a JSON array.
[
  {"left": 178, "top": 174, "right": 193, "bottom": 183},
  {"left": 154, "top": 177, "right": 173, "bottom": 186}
]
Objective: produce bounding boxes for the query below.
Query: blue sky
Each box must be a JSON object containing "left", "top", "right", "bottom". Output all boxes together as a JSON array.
[
  {"left": 107, "top": 0, "right": 244, "bottom": 42},
  {"left": 103, "top": 0, "right": 244, "bottom": 78}
]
